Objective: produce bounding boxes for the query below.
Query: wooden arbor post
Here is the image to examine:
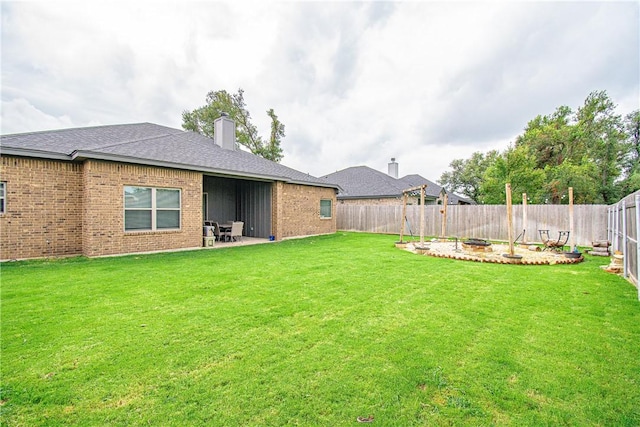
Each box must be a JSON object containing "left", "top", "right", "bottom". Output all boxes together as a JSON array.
[
  {"left": 399, "top": 192, "right": 408, "bottom": 243},
  {"left": 402, "top": 184, "right": 428, "bottom": 248},
  {"left": 506, "top": 183, "right": 515, "bottom": 257},
  {"left": 521, "top": 192, "right": 528, "bottom": 245},
  {"left": 569, "top": 187, "right": 575, "bottom": 251},
  {"left": 439, "top": 189, "right": 448, "bottom": 241}
]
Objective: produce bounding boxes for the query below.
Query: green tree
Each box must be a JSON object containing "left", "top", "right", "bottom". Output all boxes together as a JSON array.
[
  {"left": 516, "top": 105, "right": 577, "bottom": 168},
  {"left": 439, "top": 91, "right": 634, "bottom": 204},
  {"left": 264, "top": 108, "right": 285, "bottom": 162},
  {"left": 542, "top": 161, "right": 599, "bottom": 204},
  {"left": 438, "top": 150, "right": 499, "bottom": 203},
  {"left": 479, "top": 144, "right": 546, "bottom": 204},
  {"left": 621, "top": 110, "right": 640, "bottom": 195},
  {"left": 182, "top": 89, "right": 285, "bottom": 162},
  {"left": 575, "top": 90, "right": 626, "bottom": 203}
]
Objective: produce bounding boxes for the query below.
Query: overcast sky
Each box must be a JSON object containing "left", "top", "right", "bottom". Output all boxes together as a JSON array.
[{"left": 2, "top": 1, "right": 638, "bottom": 181}]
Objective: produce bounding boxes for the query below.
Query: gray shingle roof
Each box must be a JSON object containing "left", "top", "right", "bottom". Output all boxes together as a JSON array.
[
  {"left": 321, "top": 166, "right": 408, "bottom": 198},
  {"left": 398, "top": 174, "right": 443, "bottom": 198},
  {"left": 399, "top": 174, "right": 473, "bottom": 204},
  {"left": 1, "top": 123, "right": 337, "bottom": 188},
  {"left": 322, "top": 166, "right": 473, "bottom": 204}
]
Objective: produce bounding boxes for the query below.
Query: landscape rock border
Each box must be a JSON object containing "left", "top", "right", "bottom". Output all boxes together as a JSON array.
[{"left": 401, "top": 241, "right": 584, "bottom": 265}]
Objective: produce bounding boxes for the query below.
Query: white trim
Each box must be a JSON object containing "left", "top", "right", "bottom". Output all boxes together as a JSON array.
[{"left": 124, "top": 186, "right": 181, "bottom": 232}]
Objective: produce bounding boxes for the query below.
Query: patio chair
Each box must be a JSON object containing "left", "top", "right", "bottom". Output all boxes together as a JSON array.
[
  {"left": 212, "top": 222, "right": 223, "bottom": 241},
  {"left": 539, "top": 229, "right": 569, "bottom": 252},
  {"left": 229, "top": 221, "right": 244, "bottom": 242}
]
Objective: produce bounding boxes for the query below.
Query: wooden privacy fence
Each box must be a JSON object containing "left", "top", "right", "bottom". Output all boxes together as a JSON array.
[
  {"left": 337, "top": 204, "right": 608, "bottom": 247},
  {"left": 608, "top": 190, "right": 640, "bottom": 298}
]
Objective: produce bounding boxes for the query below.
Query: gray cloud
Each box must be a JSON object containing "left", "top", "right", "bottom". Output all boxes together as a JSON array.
[
  {"left": 2, "top": 1, "right": 638, "bottom": 181},
  {"left": 424, "top": 2, "right": 639, "bottom": 147}
]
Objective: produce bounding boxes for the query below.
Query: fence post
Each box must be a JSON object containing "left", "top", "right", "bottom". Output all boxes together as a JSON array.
[
  {"left": 607, "top": 206, "right": 613, "bottom": 246},
  {"left": 622, "top": 200, "right": 627, "bottom": 278},
  {"left": 613, "top": 203, "right": 619, "bottom": 253},
  {"left": 636, "top": 194, "right": 640, "bottom": 300}
]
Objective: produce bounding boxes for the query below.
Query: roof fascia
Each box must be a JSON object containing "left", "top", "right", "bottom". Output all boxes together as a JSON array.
[
  {"left": 71, "top": 150, "right": 339, "bottom": 189},
  {"left": 1, "top": 147, "right": 71, "bottom": 161}
]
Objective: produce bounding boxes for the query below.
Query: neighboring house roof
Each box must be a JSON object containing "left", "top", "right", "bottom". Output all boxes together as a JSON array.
[
  {"left": 1, "top": 123, "right": 337, "bottom": 189},
  {"left": 399, "top": 174, "right": 473, "bottom": 204},
  {"left": 398, "top": 174, "right": 443, "bottom": 198},
  {"left": 321, "top": 166, "right": 407, "bottom": 198},
  {"left": 322, "top": 166, "right": 474, "bottom": 204}
]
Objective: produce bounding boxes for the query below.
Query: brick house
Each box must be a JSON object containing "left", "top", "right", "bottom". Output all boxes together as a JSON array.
[
  {"left": 322, "top": 158, "right": 473, "bottom": 206},
  {"left": 0, "top": 116, "right": 338, "bottom": 260}
]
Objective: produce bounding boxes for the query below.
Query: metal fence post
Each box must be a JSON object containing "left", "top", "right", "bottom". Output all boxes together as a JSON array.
[
  {"left": 636, "top": 194, "right": 640, "bottom": 300},
  {"left": 608, "top": 206, "right": 614, "bottom": 246},
  {"left": 622, "top": 200, "right": 627, "bottom": 278},
  {"left": 611, "top": 203, "right": 620, "bottom": 253}
]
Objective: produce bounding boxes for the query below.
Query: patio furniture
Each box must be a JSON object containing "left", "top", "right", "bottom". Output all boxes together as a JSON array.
[
  {"left": 229, "top": 221, "right": 244, "bottom": 242},
  {"left": 539, "top": 229, "right": 570, "bottom": 252},
  {"left": 219, "top": 223, "right": 232, "bottom": 242},
  {"left": 204, "top": 221, "right": 224, "bottom": 241},
  {"left": 203, "top": 222, "right": 215, "bottom": 238},
  {"left": 212, "top": 222, "right": 223, "bottom": 241}
]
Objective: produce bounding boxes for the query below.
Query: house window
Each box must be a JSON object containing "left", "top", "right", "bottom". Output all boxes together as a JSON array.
[
  {"left": 124, "top": 186, "right": 181, "bottom": 231},
  {"left": 320, "top": 199, "right": 332, "bottom": 219},
  {"left": 0, "top": 182, "right": 5, "bottom": 214}
]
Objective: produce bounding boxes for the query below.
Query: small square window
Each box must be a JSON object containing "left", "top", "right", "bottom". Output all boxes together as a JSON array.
[{"left": 320, "top": 199, "right": 332, "bottom": 219}]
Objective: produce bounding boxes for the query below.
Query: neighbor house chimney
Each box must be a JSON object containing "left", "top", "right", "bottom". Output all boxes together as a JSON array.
[
  {"left": 214, "top": 113, "right": 237, "bottom": 150},
  {"left": 388, "top": 157, "right": 398, "bottom": 178}
]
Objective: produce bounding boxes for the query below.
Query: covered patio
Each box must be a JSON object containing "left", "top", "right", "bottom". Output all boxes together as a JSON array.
[{"left": 202, "top": 175, "right": 273, "bottom": 240}]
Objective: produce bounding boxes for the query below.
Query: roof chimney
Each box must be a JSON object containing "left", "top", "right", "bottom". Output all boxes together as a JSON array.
[
  {"left": 388, "top": 157, "right": 398, "bottom": 178},
  {"left": 214, "top": 113, "right": 236, "bottom": 150}
]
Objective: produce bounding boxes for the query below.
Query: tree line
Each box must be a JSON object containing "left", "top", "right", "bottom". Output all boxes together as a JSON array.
[{"left": 438, "top": 90, "right": 640, "bottom": 204}]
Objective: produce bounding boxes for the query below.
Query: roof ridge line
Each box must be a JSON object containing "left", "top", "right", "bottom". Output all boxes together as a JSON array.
[
  {"left": 92, "top": 129, "right": 187, "bottom": 150},
  {"left": 0, "top": 122, "right": 163, "bottom": 137}
]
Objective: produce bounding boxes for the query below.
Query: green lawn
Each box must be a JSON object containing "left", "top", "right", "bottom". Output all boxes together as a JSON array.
[{"left": 2, "top": 232, "right": 639, "bottom": 426}]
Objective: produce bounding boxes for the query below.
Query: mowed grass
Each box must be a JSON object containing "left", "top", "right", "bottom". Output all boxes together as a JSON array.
[{"left": 1, "top": 232, "right": 639, "bottom": 426}]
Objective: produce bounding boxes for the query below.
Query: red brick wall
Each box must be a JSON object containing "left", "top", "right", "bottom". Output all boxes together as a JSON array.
[
  {"left": 82, "top": 160, "right": 202, "bottom": 257},
  {"left": 0, "top": 157, "right": 83, "bottom": 260},
  {"left": 273, "top": 182, "right": 337, "bottom": 239}
]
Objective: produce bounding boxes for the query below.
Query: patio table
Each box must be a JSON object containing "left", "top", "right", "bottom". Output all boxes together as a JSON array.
[{"left": 219, "top": 223, "right": 233, "bottom": 241}]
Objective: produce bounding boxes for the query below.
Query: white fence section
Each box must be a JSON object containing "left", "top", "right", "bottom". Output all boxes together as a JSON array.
[
  {"left": 608, "top": 191, "right": 640, "bottom": 299},
  {"left": 337, "top": 204, "right": 608, "bottom": 247}
]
